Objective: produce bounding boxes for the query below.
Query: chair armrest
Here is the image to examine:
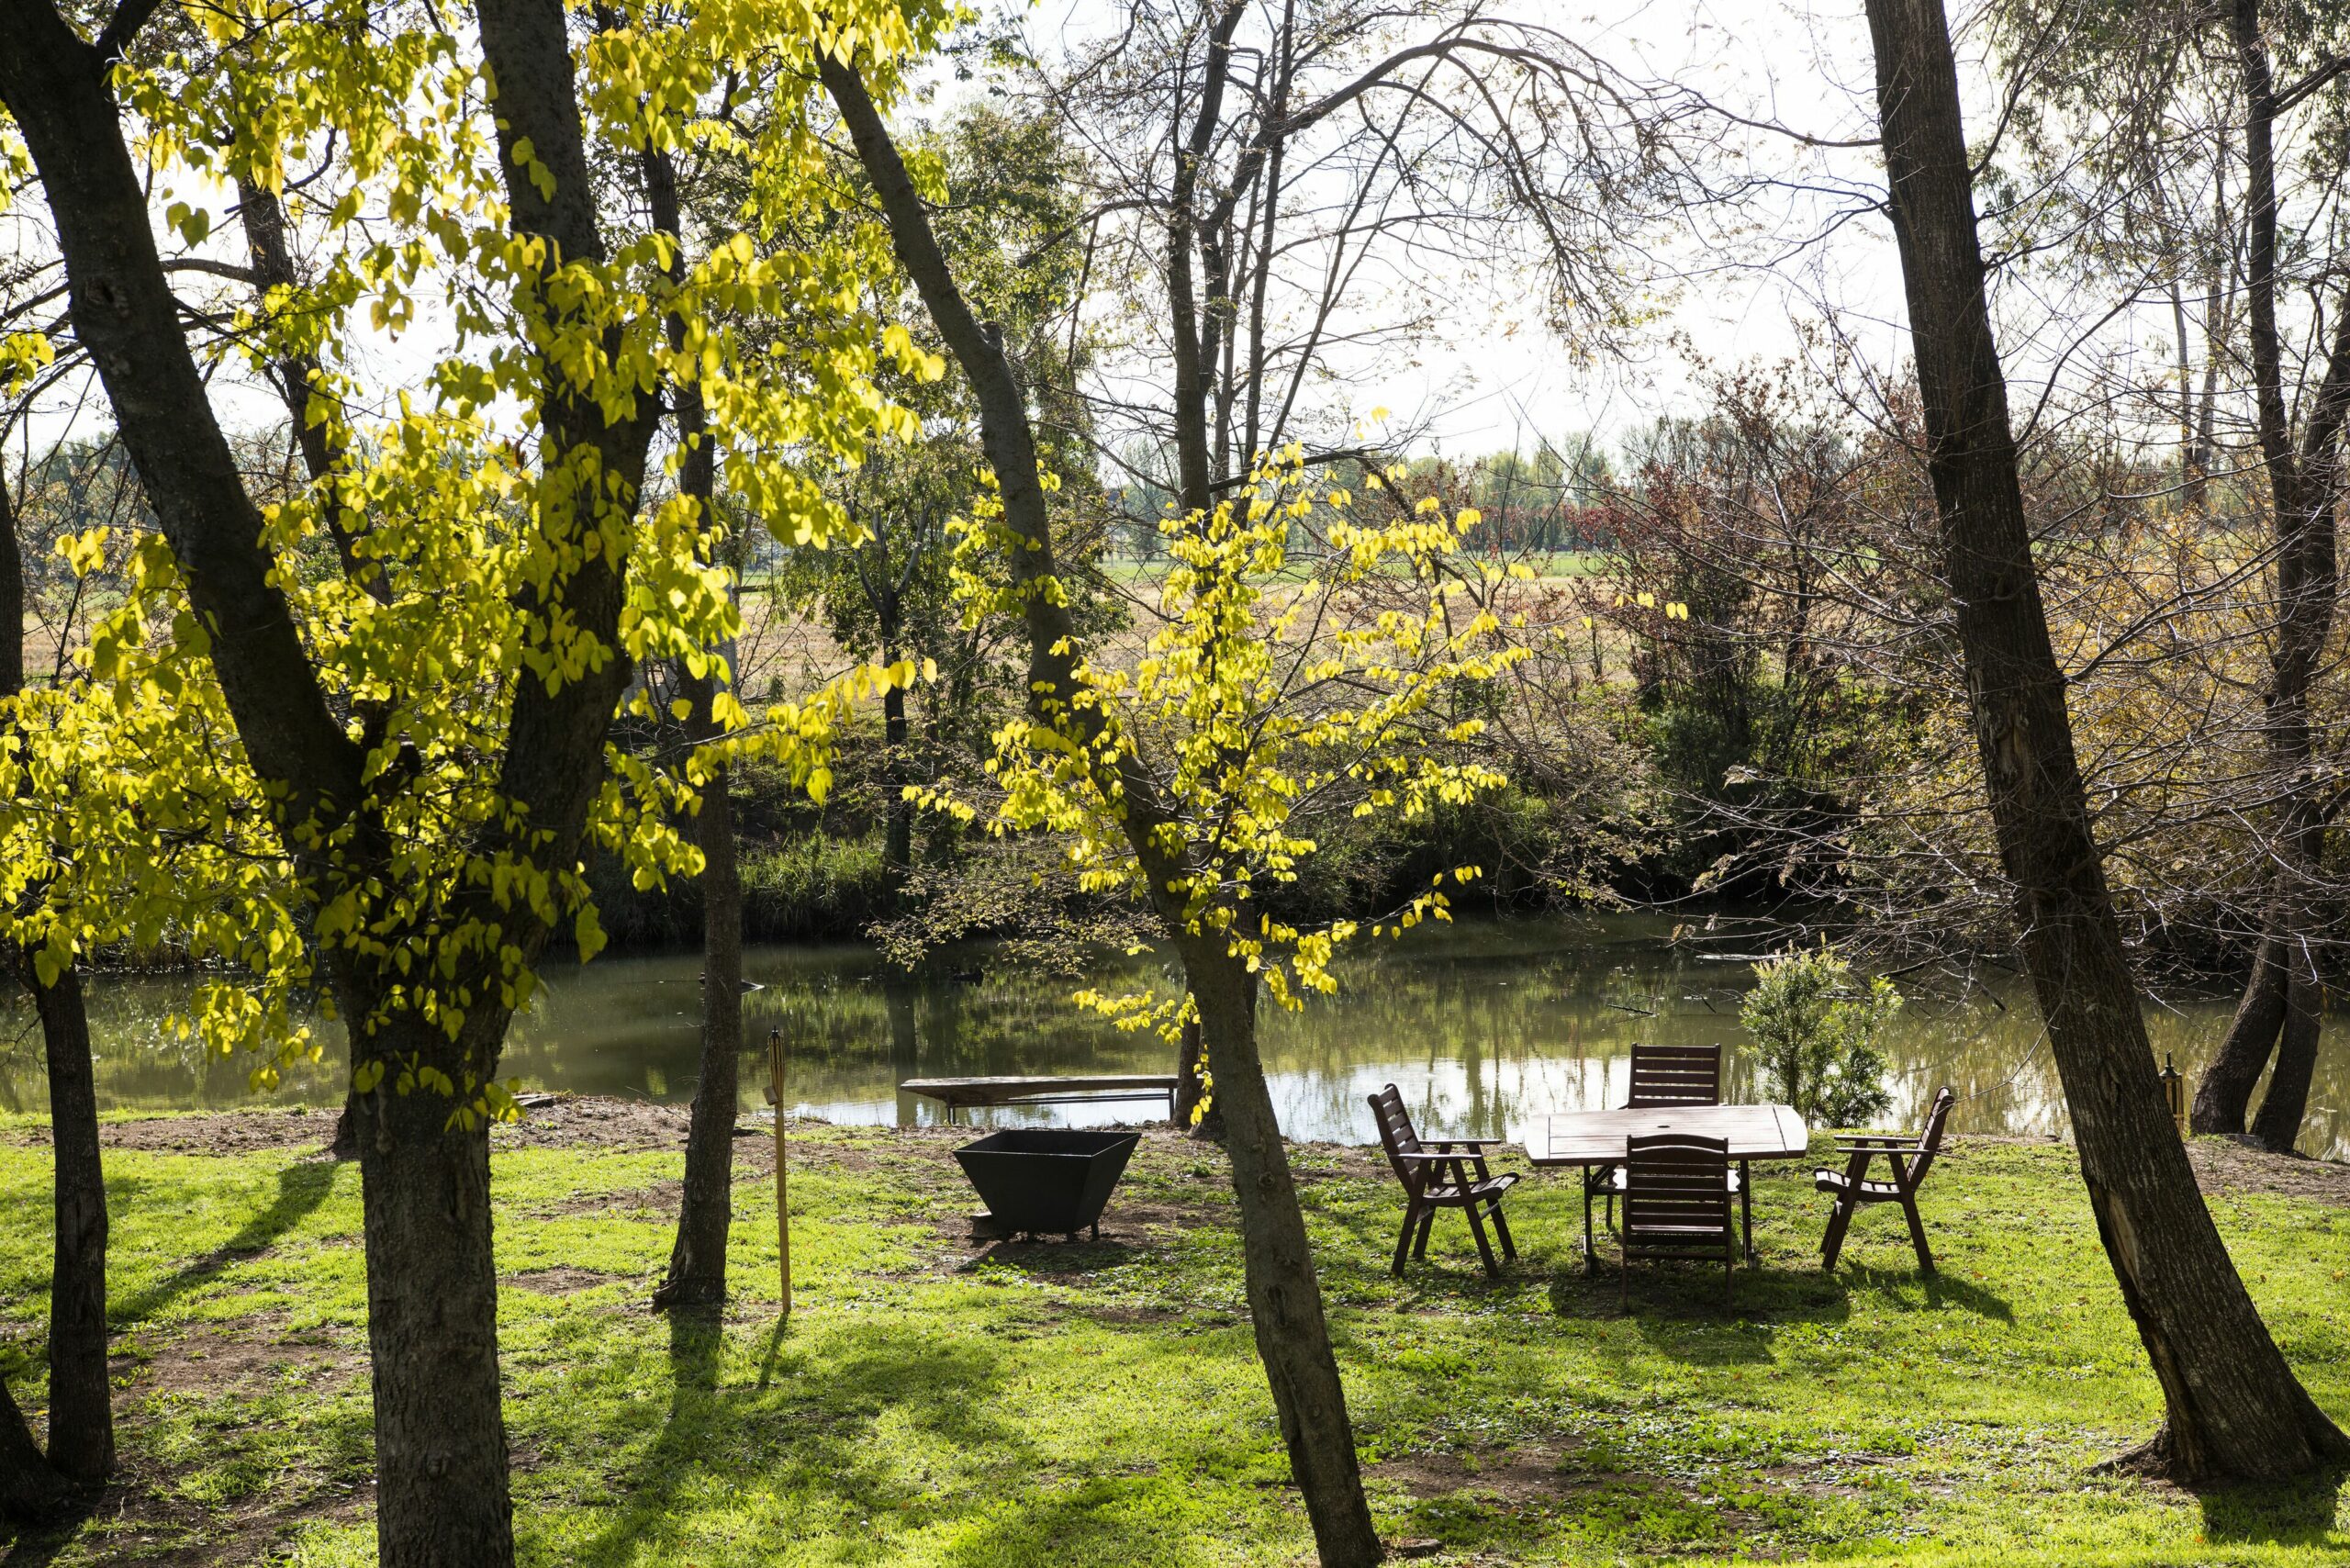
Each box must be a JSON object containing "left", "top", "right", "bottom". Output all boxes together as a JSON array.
[
  {"left": 1395, "top": 1150, "right": 1483, "bottom": 1162},
  {"left": 1425, "top": 1137, "right": 1506, "bottom": 1149},
  {"left": 1834, "top": 1136, "right": 1917, "bottom": 1150}
]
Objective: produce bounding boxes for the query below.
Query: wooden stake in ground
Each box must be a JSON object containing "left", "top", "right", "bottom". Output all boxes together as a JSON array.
[{"left": 767, "top": 1027, "right": 790, "bottom": 1316}]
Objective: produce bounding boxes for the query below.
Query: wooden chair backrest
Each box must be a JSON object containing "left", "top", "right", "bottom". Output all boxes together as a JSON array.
[
  {"left": 1907, "top": 1086, "right": 1957, "bottom": 1187},
  {"left": 1622, "top": 1132, "right": 1733, "bottom": 1241},
  {"left": 1368, "top": 1083, "right": 1422, "bottom": 1188},
  {"left": 1626, "top": 1043, "right": 1722, "bottom": 1108}
]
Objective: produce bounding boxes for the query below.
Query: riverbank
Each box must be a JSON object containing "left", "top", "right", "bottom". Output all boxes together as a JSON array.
[
  {"left": 0, "top": 1101, "right": 2344, "bottom": 1565},
  {"left": 16, "top": 914, "right": 2348, "bottom": 1159}
]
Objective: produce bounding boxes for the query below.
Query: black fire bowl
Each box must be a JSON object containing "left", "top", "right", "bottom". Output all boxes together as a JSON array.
[{"left": 953, "top": 1127, "right": 1140, "bottom": 1241}]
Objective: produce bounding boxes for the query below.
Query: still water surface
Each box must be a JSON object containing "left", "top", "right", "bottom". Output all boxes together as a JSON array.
[{"left": 6, "top": 915, "right": 2344, "bottom": 1157}]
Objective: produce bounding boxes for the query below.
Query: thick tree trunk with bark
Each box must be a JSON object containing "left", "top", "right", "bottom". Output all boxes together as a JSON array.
[
  {"left": 2194, "top": 0, "right": 2350, "bottom": 1144},
  {"left": 1, "top": 2, "right": 653, "bottom": 1562},
  {"left": 1186, "top": 948, "right": 1381, "bottom": 1563},
  {"left": 1173, "top": 1011, "right": 1226, "bottom": 1140},
  {"left": 2193, "top": 935, "right": 2286, "bottom": 1133},
  {"left": 2249, "top": 971, "right": 2322, "bottom": 1151},
  {"left": 822, "top": 51, "right": 1382, "bottom": 1562},
  {"left": 1864, "top": 0, "right": 2349, "bottom": 1482},
  {"left": 26, "top": 964, "right": 111, "bottom": 1483},
  {"left": 351, "top": 1038, "right": 513, "bottom": 1564}
]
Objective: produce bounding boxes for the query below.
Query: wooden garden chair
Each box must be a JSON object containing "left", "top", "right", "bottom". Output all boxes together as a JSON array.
[
  {"left": 1591, "top": 1043, "right": 1729, "bottom": 1231},
  {"left": 1369, "top": 1083, "right": 1518, "bottom": 1279},
  {"left": 1814, "top": 1086, "right": 1956, "bottom": 1273},
  {"left": 1619, "top": 1131, "right": 1738, "bottom": 1310}
]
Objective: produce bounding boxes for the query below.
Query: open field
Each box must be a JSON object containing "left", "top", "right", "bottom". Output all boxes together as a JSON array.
[{"left": 0, "top": 1103, "right": 2344, "bottom": 1566}]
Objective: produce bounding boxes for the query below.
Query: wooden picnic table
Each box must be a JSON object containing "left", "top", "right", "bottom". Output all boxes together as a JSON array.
[
  {"left": 898, "top": 1074, "right": 1180, "bottom": 1125},
  {"left": 1524, "top": 1103, "right": 1810, "bottom": 1271}
]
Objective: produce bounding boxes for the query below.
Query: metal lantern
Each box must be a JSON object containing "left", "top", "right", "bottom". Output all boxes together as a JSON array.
[{"left": 2159, "top": 1053, "right": 2187, "bottom": 1135}]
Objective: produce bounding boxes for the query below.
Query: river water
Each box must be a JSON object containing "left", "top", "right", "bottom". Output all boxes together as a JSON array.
[{"left": 5, "top": 914, "right": 2343, "bottom": 1157}]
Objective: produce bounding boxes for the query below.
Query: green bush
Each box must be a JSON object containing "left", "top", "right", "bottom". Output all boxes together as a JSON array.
[{"left": 1738, "top": 943, "right": 1900, "bottom": 1126}]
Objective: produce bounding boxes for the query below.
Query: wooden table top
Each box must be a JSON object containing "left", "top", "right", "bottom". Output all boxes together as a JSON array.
[{"left": 1525, "top": 1103, "right": 1809, "bottom": 1165}]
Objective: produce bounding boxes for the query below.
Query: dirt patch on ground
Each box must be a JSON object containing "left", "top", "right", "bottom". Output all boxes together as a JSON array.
[
  {"left": 1375, "top": 1442, "right": 1588, "bottom": 1503},
  {"left": 506, "top": 1265, "right": 625, "bottom": 1295},
  {"left": 493, "top": 1095, "right": 693, "bottom": 1149},
  {"left": 120, "top": 1316, "right": 364, "bottom": 1403},
  {"left": 2187, "top": 1136, "right": 2350, "bottom": 1206},
  {"left": 6, "top": 1108, "right": 342, "bottom": 1156},
  {"left": 535, "top": 1177, "right": 684, "bottom": 1217}
]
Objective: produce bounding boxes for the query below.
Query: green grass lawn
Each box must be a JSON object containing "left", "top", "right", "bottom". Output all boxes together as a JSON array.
[{"left": 0, "top": 1110, "right": 2344, "bottom": 1565}]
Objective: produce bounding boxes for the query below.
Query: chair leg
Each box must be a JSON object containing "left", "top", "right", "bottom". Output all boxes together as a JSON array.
[
  {"left": 1582, "top": 1175, "right": 1597, "bottom": 1276},
  {"left": 1820, "top": 1195, "right": 1856, "bottom": 1271},
  {"left": 1901, "top": 1193, "right": 1935, "bottom": 1274},
  {"left": 1488, "top": 1199, "right": 1517, "bottom": 1261},
  {"left": 1464, "top": 1202, "right": 1502, "bottom": 1279},
  {"left": 1413, "top": 1207, "right": 1436, "bottom": 1261},
  {"left": 1392, "top": 1203, "right": 1419, "bottom": 1276}
]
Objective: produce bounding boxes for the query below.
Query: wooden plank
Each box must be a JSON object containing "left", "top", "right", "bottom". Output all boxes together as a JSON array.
[
  {"left": 899, "top": 1074, "right": 1180, "bottom": 1109},
  {"left": 1526, "top": 1103, "right": 1809, "bottom": 1166}
]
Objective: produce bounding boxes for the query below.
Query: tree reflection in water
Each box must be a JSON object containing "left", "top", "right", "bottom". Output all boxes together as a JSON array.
[{"left": 3, "top": 914, "right": 2342, "bottom": 1159}]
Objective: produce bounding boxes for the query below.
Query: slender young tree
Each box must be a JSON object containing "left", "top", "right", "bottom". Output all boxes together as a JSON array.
[
  {"left": 1863, "top": 0, "right": 2349, "bottom": 1482},
  {"left": 0, "top": 457, "right": 110, "bottom": 1516},
  {"left": 826, "top": 47, "right": 1535, "bottom": 1564},
  {"left": 641, "top": 122, "right": 744, "bottom": 1311},
  {"left": 822, "top": 44, "right": 1391, "bottom": 1559}
]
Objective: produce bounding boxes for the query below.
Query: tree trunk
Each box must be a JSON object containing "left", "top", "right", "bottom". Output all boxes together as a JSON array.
[
  {"left": 1187, "top": 948, "right": 1381, "bottom": 1567},
  {"left": 1166, "top": 2, "right": 1249, "bottom": 517},
  {"left": 646, "top": 131, "right": 744, "bottom": 1313},
  {"left": 0, "top": 1377, "right": 71, "bottom": 1524},
  {"left": 655, "top": 700, "right": 742, "bottom": 1309},
  {"left": 2192, "top": 935, "right": 2287, "bottom": 1133},
  {"left": 1173, "top": 1010, "right": 1226, "bottom": 1141},
  {"left": 237, "top": 175, "right": 371, "bottom": 1168},
  {"left": 2249, "top": 969, "right": 2322, "bottom": 1152},
  {"left": 1864, "top": 0, "right": 2349, "bottom": 1483},
  {"left": 882, "top": 677, "right": 912, "bottom": 881},
  {"left": 352, "top": 1049, "right": 513, "bottom": 1565},
  {"left": 0, "top": 426, "right": 111, "bottom": 1493},
  {"left": 24, "top": 963, "right": 111, "bottom": 1483},
  {"left": 2198, "top": 0, "right": 2350, "bottom": 1137}
]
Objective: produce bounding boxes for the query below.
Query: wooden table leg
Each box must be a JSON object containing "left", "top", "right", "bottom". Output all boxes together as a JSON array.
[{"left": 1740, "top": 1159, "right": 1753, "bottom": 1261}]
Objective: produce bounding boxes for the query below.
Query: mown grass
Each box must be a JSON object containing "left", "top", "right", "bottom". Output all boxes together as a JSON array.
[{"left": 0, "top": 1119, "right": 2344, "bottom": 1566}]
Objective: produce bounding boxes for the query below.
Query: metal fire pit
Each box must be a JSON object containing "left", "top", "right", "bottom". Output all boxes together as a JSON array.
[{"left": 953, "top": 1128, "right": 1140, "bottom": 1240}]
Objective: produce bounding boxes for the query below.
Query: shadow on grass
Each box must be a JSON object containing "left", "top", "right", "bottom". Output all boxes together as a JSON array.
[
  {"left": 957, "top": 1238, "right": 1147, "bottom": 1276},
  {"left": 110, "top": 1159, "right": 339, "bottom": 1329},
  {"left": 2199, "top": 1467, "right": 2346, "bottom": 1547},
  {"left": 0, "top": 1517, "right": 86, "bottom": 1567},
  {"left": 1848, "top": 1262, "right": 2015, "bottom": 1322},
  {"left": 562, "top": 1314, "right": 1035, "bottom": 1568}
]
